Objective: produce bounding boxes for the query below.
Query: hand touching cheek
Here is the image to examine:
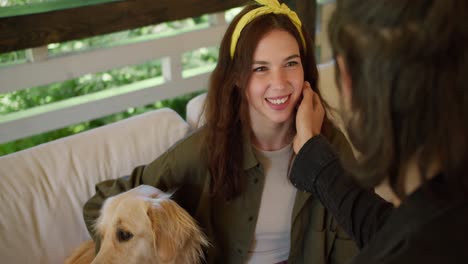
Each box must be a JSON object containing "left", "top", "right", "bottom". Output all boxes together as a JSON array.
[{"left": 293, "top": 81, "right": 325, "bottom": 154}]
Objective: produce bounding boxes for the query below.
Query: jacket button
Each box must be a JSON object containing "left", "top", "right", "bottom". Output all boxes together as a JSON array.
[
  {"left": 253, "top": 178, "right": 259, "bottom": 184},
  {"left": 248, "top": 216, "right": 253, "bottom": 222},
  {"left": 237, "top": 248, "right": 242, "bottom": 254}
]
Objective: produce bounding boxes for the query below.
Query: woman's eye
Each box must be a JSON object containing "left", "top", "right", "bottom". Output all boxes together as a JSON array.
[
  {"left": 253, "top": 66, "right": 267, "bottom": 72},
  {"left": 286, "top": 61, "right": 299, "bottom": 67}
]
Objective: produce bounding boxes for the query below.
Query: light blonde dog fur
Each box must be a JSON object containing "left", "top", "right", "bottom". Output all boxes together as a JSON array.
[{"left": 66, "top": 185, "right": 209, "bottom": 264}]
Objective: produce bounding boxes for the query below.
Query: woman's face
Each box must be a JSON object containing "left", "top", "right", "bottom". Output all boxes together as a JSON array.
[{"left": 245, "top": 29, "right": 304, "bottom": 128}]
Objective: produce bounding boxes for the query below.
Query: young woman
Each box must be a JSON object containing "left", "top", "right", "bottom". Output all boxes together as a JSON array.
[
  {"left": 291, "top": 0, "right": 468, "bottom": 263},
  {"left": 84, "top": 0, "right": 357, "bottom": 263}
]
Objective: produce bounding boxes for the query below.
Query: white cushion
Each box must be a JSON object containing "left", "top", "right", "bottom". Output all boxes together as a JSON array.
[
  {"left": 186, "top": 93, "right": 207, "bottom": 130},
  {"left": 0, "top": 108, "right": 189, "bottom": 264}
]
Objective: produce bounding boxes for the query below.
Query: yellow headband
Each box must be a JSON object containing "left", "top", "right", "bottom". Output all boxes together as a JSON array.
[{"left": 230, "top": 0, "right": 306, "bottom": 58}]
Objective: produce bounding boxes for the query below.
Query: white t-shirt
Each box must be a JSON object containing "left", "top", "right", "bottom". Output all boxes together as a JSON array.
[{"left": 246, "top": 144, "right": 297, "bottom": 264}]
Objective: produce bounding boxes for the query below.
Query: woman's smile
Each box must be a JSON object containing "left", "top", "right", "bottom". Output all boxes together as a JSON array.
[{"left": 265, "top": 95, "right": 291, "bottom": 110}]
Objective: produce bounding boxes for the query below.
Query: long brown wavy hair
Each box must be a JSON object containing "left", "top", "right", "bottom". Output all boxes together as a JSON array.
[
  {"left": 204, "top": 2, "right": 330, "bottom": 200},
  {"left": 328, "top": 0, "right": 468, "bottom": 198}
]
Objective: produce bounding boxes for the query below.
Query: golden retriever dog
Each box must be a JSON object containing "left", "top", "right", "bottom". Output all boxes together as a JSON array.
[{"left": 66, "top": 185, "right": 209, "bottom": 264}]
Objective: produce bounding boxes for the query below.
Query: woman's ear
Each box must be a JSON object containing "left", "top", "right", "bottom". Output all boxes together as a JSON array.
[{"left": 337, "top": 55, "right": 353, "bottom": 109}]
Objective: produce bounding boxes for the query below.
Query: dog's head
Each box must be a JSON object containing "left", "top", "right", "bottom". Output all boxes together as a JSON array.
[{"left": 92, "top": 185, "right": 209, "bottom": 264}]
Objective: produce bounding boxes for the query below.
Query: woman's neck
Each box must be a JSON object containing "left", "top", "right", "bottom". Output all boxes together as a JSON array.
[
  {"left": 387, "top": 154, "right": 441, "bottom": 207},
  {"left": 250, "top": 120, "right": 294, "bottom": 151},
  {"left": 402, "top": 156, "right": 441, "bottom": 197}
]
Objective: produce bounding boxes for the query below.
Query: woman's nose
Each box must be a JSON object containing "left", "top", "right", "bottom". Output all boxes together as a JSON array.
[{"left": 271, "top": 69, "right": 287, "bottom": 89}]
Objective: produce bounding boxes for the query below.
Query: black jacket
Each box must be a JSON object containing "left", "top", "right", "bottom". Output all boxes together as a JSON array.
[{"left": 290, "top": 135, "right": 468, "bottom": 263}]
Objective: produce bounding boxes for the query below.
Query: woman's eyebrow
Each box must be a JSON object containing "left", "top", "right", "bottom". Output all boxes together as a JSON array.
[
  {"left": 252, "top": 54, "right": 300, "bottom": 65},
  {"left": 252, "top": 60, "right": 269, "bottom": 65},
  {"left": 284, "top": 54, "right": 300, "bottom": 61}
]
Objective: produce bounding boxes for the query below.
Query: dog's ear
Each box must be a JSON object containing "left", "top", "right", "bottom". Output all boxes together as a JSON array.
[
  {"left": 147, "top": 200, "right": 189, "bottom": 261},
  {"left": 147, "top": 199, "right": 208, "bottom": 263}
]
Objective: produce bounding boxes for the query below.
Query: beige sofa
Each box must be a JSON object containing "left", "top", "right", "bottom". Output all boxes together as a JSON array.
[{"left": 0, "top": 62, "right": 352, "bottom": 264}]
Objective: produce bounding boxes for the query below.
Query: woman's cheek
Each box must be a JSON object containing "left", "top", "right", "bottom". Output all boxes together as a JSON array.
[{"left": 291, "top": 90, "right": 302, "bottom": 109}]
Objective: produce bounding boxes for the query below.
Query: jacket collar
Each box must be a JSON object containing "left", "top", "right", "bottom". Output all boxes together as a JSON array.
[
  {"left": 292, "top": 191, "right": 312, "bottom": 221},
  {"left": 242, "top": 132, "right": 259, "bottom": 170}
]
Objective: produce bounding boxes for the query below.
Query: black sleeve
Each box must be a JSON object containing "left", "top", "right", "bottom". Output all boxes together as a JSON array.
[{"left": 290, "top": 135, "right": 394, "bottom": 248}]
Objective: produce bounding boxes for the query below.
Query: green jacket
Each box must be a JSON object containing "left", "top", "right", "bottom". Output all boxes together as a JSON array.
[{"left": 84, "top": 127, "right": 358, "bottom": 263}]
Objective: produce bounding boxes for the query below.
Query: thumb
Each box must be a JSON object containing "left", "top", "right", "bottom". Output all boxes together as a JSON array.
[{"left": 302, "top": 81, "right": 313, "bottom": 100}]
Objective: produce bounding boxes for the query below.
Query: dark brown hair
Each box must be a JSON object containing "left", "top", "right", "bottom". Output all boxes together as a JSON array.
[
  {"left": 203, "top": 2, "right": 326, "bottom": 199},
  {"left": 328, "top": 0, "right": 468, "bottom": 197}
]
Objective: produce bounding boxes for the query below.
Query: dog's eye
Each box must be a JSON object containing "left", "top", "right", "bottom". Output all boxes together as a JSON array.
[{"left": 116, "top": 228, "right": 134, "bottom": 242}]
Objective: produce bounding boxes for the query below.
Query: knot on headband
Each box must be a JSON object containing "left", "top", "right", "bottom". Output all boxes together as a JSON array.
[{"left": 230, "top": 0, "right": 306, "bottom": 58}]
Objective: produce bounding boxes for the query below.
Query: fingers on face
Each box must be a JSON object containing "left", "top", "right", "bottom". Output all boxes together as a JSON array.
[
  {"left": 302, "top": 81, "right": 313, "bottom": 98},
  {"left": 302, "top": 81, "right": 324, "bottom": 112},
  {"left": 303, "top": 83, "right": 322, "bottom": 111},
  {"left": 303, "top": 82, "right": 318, "bottom": 100},
  {"left": 303, "top": 81, "right": 311, "bottom": 91},
  {"left": 311, "top": 90, "right": 319, "bottom": 106}
]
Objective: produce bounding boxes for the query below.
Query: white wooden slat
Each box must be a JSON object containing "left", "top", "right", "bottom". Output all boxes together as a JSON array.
[
  {"left": 162, "top": 55, "right": 182, "bottom": 82},
  {"left": 209, "top": 12, "right": 227, "bottom": 26},
  {"left": 0, "top": 22, "right": 227, "bottom": 94},
  {"left": 25, "top": 46, "right": 49, "bottom": 62}
]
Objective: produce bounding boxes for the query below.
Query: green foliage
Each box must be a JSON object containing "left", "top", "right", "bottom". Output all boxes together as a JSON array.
[{"left": 0, "top": 50, "right": 26, "bottom": 64}]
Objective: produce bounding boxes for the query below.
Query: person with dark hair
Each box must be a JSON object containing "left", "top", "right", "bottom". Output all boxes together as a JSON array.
[
  {"left": 291, "top": 0, "right": 468, "bottom": 263},
  {"left": 83, "top": 0, "right": 358, "bottom": 263}
]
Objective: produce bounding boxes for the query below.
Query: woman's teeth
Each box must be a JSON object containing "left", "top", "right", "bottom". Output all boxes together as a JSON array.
[{"left": 267, "top": 96, "right": 289, "bottom": 105}]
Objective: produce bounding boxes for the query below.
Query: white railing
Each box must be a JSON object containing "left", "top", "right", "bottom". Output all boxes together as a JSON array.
[{"left": 0, "top": 2, "right": 335, "bottom": 145}]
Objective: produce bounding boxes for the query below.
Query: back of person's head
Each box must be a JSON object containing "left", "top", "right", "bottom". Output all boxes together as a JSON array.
[
  {"left": 329, "top": 0, "right": 468, "bottom": 197},
  {"left": 204, "top": 1, "right": 317, "bottom": 199}
]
